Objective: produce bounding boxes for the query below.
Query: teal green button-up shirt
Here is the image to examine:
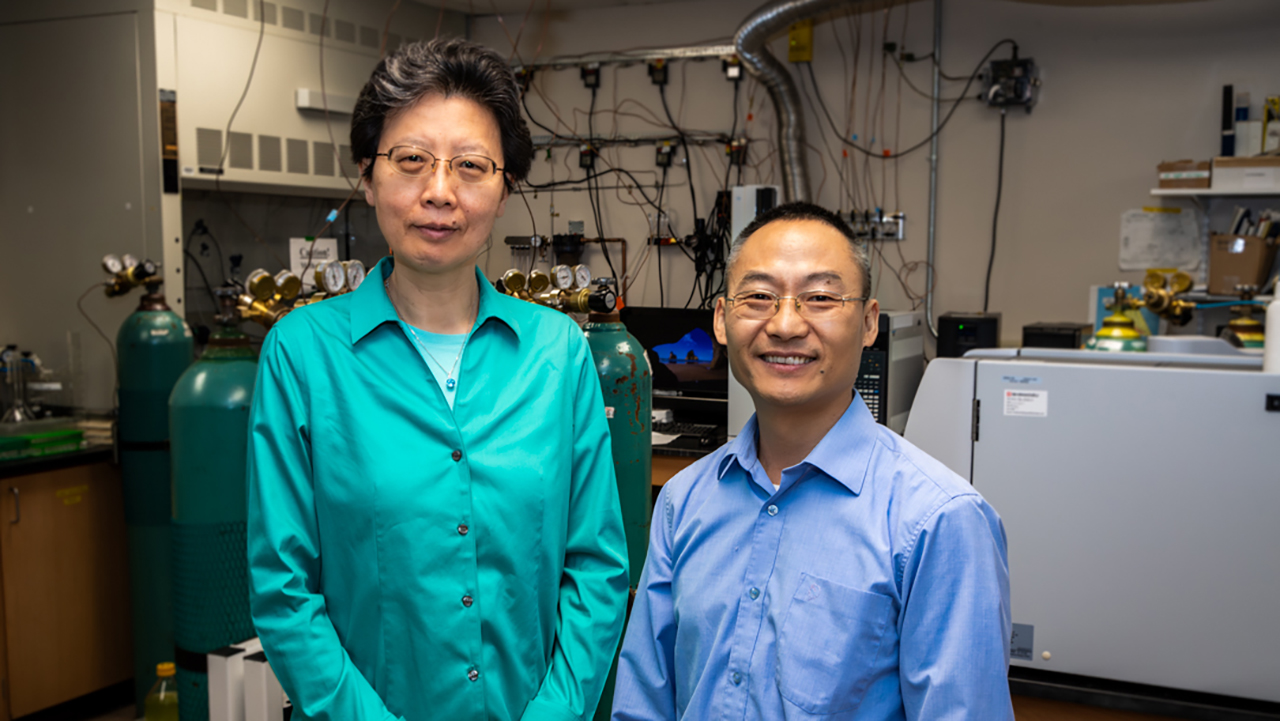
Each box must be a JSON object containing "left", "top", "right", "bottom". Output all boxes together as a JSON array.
[{"left": 247, "top": 257, "right": 629, "bottom": 721}]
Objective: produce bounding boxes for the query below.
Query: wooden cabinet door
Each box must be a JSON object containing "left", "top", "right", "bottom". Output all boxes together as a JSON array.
[{"left": 1, "top": 462, "right": 132, "bottom": 718}]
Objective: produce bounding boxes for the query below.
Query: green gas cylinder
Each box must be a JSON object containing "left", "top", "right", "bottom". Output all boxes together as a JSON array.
[
  {"left": 1086, "top": 283, "right": 1148, "bottom": 352},
  {"left": 116, "top": 290, "right": 193, "bottom": 711},
  {"left": 168, "top": 326, "right": 258, "bottom": 721},
  {"left": 582, "top": 311, "right": 652, "bottom": 720}
]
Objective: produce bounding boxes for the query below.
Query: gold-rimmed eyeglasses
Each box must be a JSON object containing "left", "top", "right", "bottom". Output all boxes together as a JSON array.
[
  {"left": 727, "top": 289, "right": 869, "bottom": 320},
  {"left": 372, "top": 146, "right": 505, "bottom": 184}
]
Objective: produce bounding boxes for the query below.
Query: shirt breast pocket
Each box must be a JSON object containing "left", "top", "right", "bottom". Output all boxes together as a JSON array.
[{"left": 776, "top": 573, "right": 895, "bottom": 715}]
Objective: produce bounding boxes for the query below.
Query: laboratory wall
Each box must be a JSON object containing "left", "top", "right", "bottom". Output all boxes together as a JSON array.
[
  {"left": 0, "top": 0, "right": 462, "bottom": 412},
  {"left": 6, "top": 0, "right": 1280, "bottom": 414},
  {"left": 0, "top": 6, "right": 156, "bottom": 414},
  {"left": 472, "top": 0, "right": 1280, "bottom": 345}
]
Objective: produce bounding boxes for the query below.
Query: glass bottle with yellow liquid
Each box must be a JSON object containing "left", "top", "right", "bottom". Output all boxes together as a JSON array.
[{"left": 144, "top": 662, "right": 179, "bottom": 721}]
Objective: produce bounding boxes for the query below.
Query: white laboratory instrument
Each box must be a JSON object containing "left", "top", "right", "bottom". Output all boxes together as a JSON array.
[{"left": 905, "top": 347, "right": 1280, "bottom": 708}]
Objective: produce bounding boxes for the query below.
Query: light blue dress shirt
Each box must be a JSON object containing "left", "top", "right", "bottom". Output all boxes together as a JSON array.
[{"left": 612, "top": 397, "right": 1013, "bottom": 721}]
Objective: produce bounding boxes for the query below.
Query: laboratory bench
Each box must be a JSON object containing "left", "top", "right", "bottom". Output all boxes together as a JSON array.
[{"left": 0, "top": 446, "right": 131, "bottom": 720}]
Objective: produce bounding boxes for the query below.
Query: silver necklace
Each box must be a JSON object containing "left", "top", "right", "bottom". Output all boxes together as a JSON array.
[{"left": 386, "top": 277, "right": 470, "bottom": 392}]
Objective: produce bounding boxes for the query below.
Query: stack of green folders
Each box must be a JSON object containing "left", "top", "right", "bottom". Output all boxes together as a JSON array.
[{"left": 0, "top": 428, "right": 86, "bottom": 462}]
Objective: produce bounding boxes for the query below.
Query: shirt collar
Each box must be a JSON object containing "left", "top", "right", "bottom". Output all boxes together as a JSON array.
[
  {"left": 716, "top": 396, "right": 878, "bottom": 496},
  {"left": 348, "top": 256, "right": 524, "bottom": 345}
]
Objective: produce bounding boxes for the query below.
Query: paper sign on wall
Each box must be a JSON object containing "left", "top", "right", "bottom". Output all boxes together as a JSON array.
[
  {"left": 289, "top": 237, "right": 339, "bottom": 292},
  {"left": 1004, "top": 389, "right": 1048, "bottom": 417},
  {"left": 1118, "top": 207, "right": 1202, "bottom": 272}
]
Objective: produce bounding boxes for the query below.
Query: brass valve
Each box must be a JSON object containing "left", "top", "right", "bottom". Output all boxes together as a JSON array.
[
  {"left": 1141, "top": 269, "right": 1195, "bottom": 326},
  {"left": 238, "top": 269, "right": 303, "bottom": 329},
  {"left": 102, "top": 254, "right": 159, "bottom": 297},
  {"left": 497, "top": 268, "right": 616, "bottom": 314},
  {"left": 528, "top": 270, "right": 552, "bottom": 294},
  {"left": 501, "top": 269, "right": 531, "bottom": 300}
]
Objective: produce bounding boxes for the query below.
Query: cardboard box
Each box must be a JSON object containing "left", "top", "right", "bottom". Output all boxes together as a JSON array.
[
  {"left": 1208, "top": 234, "right": 1278, "bottom": 294},
  {"left": 1157, "top": 159, "right": 1210, "bottom": 189},
  {"left": 1211, "top": 156, "right": 1280, "bottom": 192}
]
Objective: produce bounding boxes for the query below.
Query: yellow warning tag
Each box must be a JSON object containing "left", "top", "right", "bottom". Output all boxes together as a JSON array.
[{"left": 56, "top": 484, "right": 89, "bottom": 506}]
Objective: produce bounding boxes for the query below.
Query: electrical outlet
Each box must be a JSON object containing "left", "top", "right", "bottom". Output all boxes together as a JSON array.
[
  {"left": 723, "top": 57, "right": 741, "bottom": 81},
  {"left": 655, "top": 142, "right": 673, "bottom": 168},
  {"left": 848, "top": 210, "right": 906, "bottom": 242},
  {"left": 513, "top": 66, "right": 532, "bottom": 94},
  {"left": 648, "top": 59, "right": 668, "bottom": 86},
  {"left": 983, "top": 57, "right": 1040, "bottom": 113},
  {"left": 725, "top": 138, "right": 748, "bottom": 167}
]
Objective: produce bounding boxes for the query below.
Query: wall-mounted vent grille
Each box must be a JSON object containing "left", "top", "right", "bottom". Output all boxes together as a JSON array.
[
  {"left": 191, "top": 0, "right": 216, "bottom": 11},
  {"left": 196, "top": 128, "right": 222, "bottom": 168},
  {"left": 360, "top": 26, "right": 379, "bottom": 49},
  {"left": 228, "top": 132, "right": 253, "bottom": 169},
  {"left": 287, "top": 139, "right": 309, "bottom": 174},
  {"left": 335, "top": 20, "right": 355, "bottom": 43},
  {"left": 281, "top": 6, "right": 305, "bottom": 31},
  {"left": 259, "top": 136, "right": 282, "bottom": 172},
  {"left": 339, "top": 145, "right": 357, "bottom": 179},
  {"left": 224, "top": 0, "right": 248, "bottom": 18},
  {"left": 255, "top": 1, "right": 277, "bottom": 24},
  {"left": 313, "top": 142, "right": 335, "bottom": 177},
  {"left": 309, "top": 13, "right": 330, "bottom": 36}
]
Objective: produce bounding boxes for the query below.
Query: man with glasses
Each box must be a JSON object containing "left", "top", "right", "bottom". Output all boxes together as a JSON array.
[{"left": 611, "top": 202, "right": 1013, "bottom": 721}]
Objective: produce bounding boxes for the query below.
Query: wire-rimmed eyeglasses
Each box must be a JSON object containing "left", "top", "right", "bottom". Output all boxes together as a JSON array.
[
  {"left": 372, "top": 146, "right": 505, "bottom": 184},
  {"left": 727, "top": 289, "right": 869, "bottom": 320}
]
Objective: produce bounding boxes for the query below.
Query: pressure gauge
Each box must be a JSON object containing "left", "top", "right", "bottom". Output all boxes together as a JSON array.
[
  {"left": 102, "top": 254, "right": 123, "bottom": 275},
  {"left": 316, "top": 260, "right": 346, "bottom": 294},
  {"left": 528, "top": 270, "right": 551, "bottom": 294},
  {"left": 344, "top": 260, "right": 366, "bottom": 290},
  {"left": 502, "top": 269, "right": 527, "bottom": 293},
  {"left": 573, "top": 264, "right": 592, "bottom": 290},
  {"left": 274, "top": 270, "right": 303, "bottom": 301},
  {"left": 246, "top": 269, "right": 276, "bottom": 301},
  {"left": 1170, "top": 271, "right": 1193, "bottom": 294},
  {"left": 551, "top": 264, "right": 573, "bottom": 290},
  {"left": 121, "top": 253, "right": 139, "bottom": 269}
]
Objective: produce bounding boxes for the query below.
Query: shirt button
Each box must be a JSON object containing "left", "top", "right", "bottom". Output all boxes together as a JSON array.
[
  {"left": 749, "top": 587, "right": 760, "bottom": 600},
  {"left": 467, "top": 667, "right": 479, "bottom": 682},
  {"left": 462, "top": 594, "right": 474, "bottom": 607},
  {"left": 767, "top": 504, "right": 779, "bottom": 516},
  {"left": 451, "top": 449, "right": 463, "bottom": 462},
  {"left": 731, "top": 671, "right": 742, "bottom": 686},
  {"left": 457, "top": 523, "right": 469, "bottom": 536}
]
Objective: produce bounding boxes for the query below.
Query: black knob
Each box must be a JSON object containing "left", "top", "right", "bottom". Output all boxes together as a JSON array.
[{"left": 588, "top": 288, "right": 617, "bottom": 314}]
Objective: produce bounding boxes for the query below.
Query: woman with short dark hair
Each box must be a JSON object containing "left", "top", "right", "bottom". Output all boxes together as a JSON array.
[{"left": 247, "top": 38, "right": 629, "bottom": 721}]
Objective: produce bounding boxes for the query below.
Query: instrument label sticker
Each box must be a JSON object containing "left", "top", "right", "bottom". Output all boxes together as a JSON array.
[
  {"left": 1010, "top": 623, "right": 1034, "bottom": 661},
  {"left": 1004, "top": 389, "right": 1048, "bottom": 417}
]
